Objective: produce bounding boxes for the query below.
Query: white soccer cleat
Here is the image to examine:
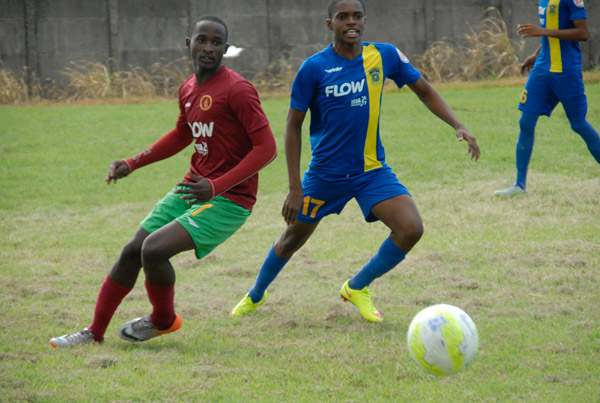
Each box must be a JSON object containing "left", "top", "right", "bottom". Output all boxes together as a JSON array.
[
  {"left": 494, "top": 184, "right": 527, "bottom": 197},
  {"left": 50, "top": 328, "right": 99, "bottom": 348}
]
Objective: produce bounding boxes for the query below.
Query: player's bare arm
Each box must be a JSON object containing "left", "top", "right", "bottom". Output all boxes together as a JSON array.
[
  {"left": 517, "top": 19, "right": 589, "bottom": 41},
  {"left": 281, "top": 107, "right": 306, "bottom": 226},
  {"left": 175, "top": 172, "right": 212, "bottom": 204},
  {"left": 409, "top": 76, "right": 480, "bottom": 161},
  {"left": 105, "top": 160, "right": 131, "bottom": 184}
]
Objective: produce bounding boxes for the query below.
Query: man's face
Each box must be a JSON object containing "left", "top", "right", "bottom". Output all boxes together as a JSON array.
[
  {"left": 327, "top": 1, "right": 366, "bottom": 44},
  {"left": 186, "top": 21, "right": 228, "bottom": 73}
]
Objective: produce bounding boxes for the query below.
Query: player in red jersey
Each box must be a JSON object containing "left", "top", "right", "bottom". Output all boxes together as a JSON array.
[{"left": 50, "top": 15, "right": 277, "bottom": 347}]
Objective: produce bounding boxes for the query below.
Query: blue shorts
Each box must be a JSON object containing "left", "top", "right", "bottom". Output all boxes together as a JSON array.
[
  {"left": 518, "top": 67, "right": 587, "bottom": 120},
  {"left": 297, "top": 165, "right": 410, "bottom": 224}
]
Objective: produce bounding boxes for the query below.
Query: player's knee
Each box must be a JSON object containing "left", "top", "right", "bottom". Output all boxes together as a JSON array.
[
  {"left": 569, "top": 119, "right": 588, "bottom": 134},
  {"left": 140, "top": 237, "right": 167, "bottom": 267},
  {"left": 391, "top": 222, "right": 423, "bottom": 250},
  {"left": 275, "top": 238, "right": 300, "bottom": 257},
  {"left": 394, "top": 221, "right": 423, "bottom": 244},
  {"left": 405, "top": 222, "right": 424, "bottom": 245},
  {"left": 519, "top": 114, "right": 537, "bottom": 133},
  {"left": 274, "top": 233, "right": 307, "bottom": 257},
  {"left": 120, "top": 237, "right": 143, "bottom": 261}
]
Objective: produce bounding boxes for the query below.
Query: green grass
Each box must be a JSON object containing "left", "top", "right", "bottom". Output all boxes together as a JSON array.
[{"left": 1, "top": 83, "right": 599, "bottom": 401}]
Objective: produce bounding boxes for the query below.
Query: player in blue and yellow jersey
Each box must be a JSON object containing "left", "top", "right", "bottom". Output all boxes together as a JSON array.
[
  {"left": 495, "top": 0, "right": 600, "bottom": 196},
  {"left": 231, "top": 0, "right": 480, "bottom": 322}
]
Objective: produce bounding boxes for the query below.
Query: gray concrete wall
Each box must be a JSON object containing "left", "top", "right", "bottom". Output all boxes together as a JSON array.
[{"left": 1, "top": 0, "right": 598, "bottom": 88}]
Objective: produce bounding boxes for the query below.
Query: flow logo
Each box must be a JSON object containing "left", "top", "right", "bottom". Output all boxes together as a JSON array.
[
  {"left": 325, "top": 79, "right": 365, "bottom": 97},
  {"left": 188, "top": 121, "right": 214, "bottom": 138}
]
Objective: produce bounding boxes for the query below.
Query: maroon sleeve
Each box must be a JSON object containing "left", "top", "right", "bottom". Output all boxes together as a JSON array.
[
  {"left": 123, "top": 125, "right": 193, "bottom": 173},
  {"left": 209, "top": 124, "right": 277, "bottom": 198}
]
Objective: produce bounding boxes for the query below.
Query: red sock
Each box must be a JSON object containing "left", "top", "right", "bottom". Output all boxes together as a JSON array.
[
  {"left": 89, "top": 276, "right": 133, "bottom": 341},
  {"left": 145, "top": 281, "right": 176, "bottom": 329}
]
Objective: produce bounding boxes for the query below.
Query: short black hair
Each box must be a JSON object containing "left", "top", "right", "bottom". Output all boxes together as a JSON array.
[
  {"left": 327, "top": 0, "right": 366, "bottom": 19},
  {"left": 190, "top": 15, "right": 228, "bottom": 41}
]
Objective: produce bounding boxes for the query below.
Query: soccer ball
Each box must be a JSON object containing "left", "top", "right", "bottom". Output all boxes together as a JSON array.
[{"left": 407, "top": 304, "right": 478, "bottom": 376}]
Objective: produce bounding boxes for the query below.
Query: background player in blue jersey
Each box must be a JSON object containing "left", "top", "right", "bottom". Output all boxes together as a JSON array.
[
  {"left": 231, "top": 0, "right": 479, "bottom": 322},
  {"left": 495, "top": 0, "right": 600, "bottom": 197}
]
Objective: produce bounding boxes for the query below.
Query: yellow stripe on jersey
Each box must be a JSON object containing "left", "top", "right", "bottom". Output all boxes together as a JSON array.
[
  {"left": 547, "top": 0, "right": 562, "bottom": 73},
  {"left": 362, "top": 45, "right": 384, "bottom": 172}
]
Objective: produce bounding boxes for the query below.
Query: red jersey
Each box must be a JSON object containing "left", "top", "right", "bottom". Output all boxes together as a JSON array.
[{"left": 176, "top": 66, "right": 270, "bottom": 211}]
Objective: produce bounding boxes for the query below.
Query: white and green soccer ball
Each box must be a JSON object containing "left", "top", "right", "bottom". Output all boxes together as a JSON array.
[{"left": 407, "top": 304, "right": 478, "bottom": 376}]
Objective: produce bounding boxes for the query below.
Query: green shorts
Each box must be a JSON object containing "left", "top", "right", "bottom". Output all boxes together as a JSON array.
[{"left": 140, "top": 187, "right": 251, "bottom": 259}]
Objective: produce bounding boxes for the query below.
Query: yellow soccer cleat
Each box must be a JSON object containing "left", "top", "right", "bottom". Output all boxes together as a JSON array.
[
  {"left": 230, "top": 291, "right": 267, "bottom": 318},
  {"left": 340, "top": 279, "right": 383, "bottom": 322}
]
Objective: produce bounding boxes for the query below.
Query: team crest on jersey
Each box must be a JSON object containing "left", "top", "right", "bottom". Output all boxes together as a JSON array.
[
  {"left": 396, "top": 48, "right": 409, "bottom": 63},
  {"left": 549, "top": 4, "right": 557, "bottom": 14},
  {"left": 199, "top": 95, "right": 212, "bottom": 111},
  {"left": 574, "top": 0, "right": 584, "bottom": 7},
  {"left": 368, "top": 68, "right": 382, "bottom": 85}
]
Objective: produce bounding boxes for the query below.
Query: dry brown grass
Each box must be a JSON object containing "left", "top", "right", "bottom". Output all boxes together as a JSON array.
[
  {"left": 250, "top": 51, "right": 304, "bottom": 96},
  {"left": 0, "top": 66, "right": 47, "bottom": 103},
  {"left": 55, "top": 58, "right": 193, "bottom": 101},
  {"left": 3, "top": 6, "right": 598, "bottom": 105},
  {"left": 148, "top": 58, "right": 193, "bottom": 97},
  {"left": 583, "top": 69, "right": 600, "bottom": 83},
  {"left": 415, "top": 7, "right": 524, "bottom": 82},
  {"left": 0, "top": 67, "right": 27, "bottom": 103},
  {"left": 57, "top": 61, "right": 113, "bottom": 100},
  {"left": 0, "top": 55, "right": 296, "bottom": 104}
]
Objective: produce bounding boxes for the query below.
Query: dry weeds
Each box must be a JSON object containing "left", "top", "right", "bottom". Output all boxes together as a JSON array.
[
  {"left": 250, "top": 51, "right": 305, "bottom": 96},
  {"left": 56, "top": 58, "right": 193, "bottom": 101},
  {"left": 0, "top": 66, "right": 46, "bottom": 103},
  {"left": 2, "top": 8, "right": 597, "bottom": 104},
  {"left": 415, "top": 8, "right": 524, "bottom": 82}
]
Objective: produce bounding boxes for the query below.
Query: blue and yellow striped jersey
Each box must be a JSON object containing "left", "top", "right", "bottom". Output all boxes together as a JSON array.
[
  {"left": 290, "top": 42, "right": 420, "bottom": 176},
  {"left": 535, "top": 0, "right": 587, "bottom": 73}
]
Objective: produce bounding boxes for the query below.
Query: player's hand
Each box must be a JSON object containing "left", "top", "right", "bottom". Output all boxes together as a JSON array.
[
  {"left": 456, "top": 127, "right": 480, "bottom": 162},
  {"left": 175, "top": 172, "right": 212, "bottom": 204},
  {"left": 282, "top": 188, "right": 304, "bottom": 226},
  {"left": 517, "top": 24, "right": 543, "bottom": 39},
  {"left": 106, "top": 160, "right": 130, "bottom": 184},
  {"left": 520, "top": 54, "right": 537, "bottom": 75}
]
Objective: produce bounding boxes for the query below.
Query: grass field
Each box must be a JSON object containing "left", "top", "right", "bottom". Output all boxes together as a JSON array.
[{"left": 1, "top": 81, "right": 599, "bottom": 401}]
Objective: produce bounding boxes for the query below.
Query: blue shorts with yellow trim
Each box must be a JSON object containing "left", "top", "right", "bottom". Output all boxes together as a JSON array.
[
  {"left": 297, "top": 165, "right": 410, "bottom": 224},
  {"left": 518, "top": 67, "right": 587, "bottom": 120},
  {"left": 140, "top": 187, "right": 251, "bottom": 259}
]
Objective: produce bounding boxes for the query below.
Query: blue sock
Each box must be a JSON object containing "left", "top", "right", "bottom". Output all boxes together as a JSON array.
[
  {"left": 349, "top": 237, "right": 407, "bottom": 290},
  {"left": 248, "top": 245, "right": 290, "bottom": 303},
  {"left": 515, "top": 111, "right": 538, "bottom": 190},
  {"left": 570, "top": 119, "right": 600, "bottom": 165}
]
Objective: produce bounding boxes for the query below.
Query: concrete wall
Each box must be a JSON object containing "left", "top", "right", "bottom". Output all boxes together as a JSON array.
[{"left": 1, "top": 0, "right": 598, "bottom": 88}]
